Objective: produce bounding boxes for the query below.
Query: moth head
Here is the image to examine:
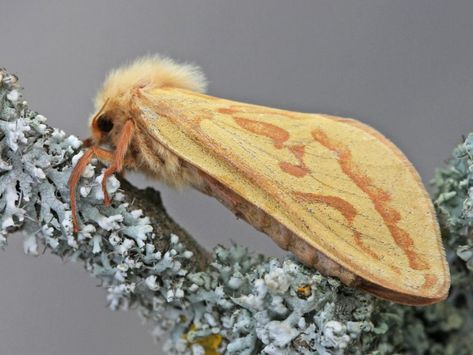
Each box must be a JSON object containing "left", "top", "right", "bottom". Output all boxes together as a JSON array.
[
  {"left": 87, "top": 99, "right": 127, "bottom": 147},
  {"left": 89, "top": 54, "right": 207, "bottom": 147}
]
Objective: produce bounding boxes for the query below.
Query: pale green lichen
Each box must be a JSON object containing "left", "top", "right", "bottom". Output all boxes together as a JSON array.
[{"left": 1, "top": 68, "right": 472, "bottom": 354}]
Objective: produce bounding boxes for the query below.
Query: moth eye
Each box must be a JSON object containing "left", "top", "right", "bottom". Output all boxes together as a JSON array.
[{"left": 96, "top": 115, "right": 114, "bottom": 133}]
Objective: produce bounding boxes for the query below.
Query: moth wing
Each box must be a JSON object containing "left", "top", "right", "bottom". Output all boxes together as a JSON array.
[{"left": 140, "top": 87, "right": 450, "bottom": 305}]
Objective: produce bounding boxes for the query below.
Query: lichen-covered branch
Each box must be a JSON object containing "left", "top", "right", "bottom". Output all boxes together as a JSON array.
[{"left": 1, "top": 68, "right": 472, "bottom": 354}]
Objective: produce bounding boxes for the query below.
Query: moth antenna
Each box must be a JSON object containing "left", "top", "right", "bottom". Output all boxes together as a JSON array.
[{"left": 90, "top": 97, "right": 110, "bottom": 125}]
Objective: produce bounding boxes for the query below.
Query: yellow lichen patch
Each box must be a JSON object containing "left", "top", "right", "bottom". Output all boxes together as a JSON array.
[
  {"left": 296, "top": 284, "right": 312, "bottom": 299},
  {"left": 184, "top": 324, "right": 222, "bottom": 355}
]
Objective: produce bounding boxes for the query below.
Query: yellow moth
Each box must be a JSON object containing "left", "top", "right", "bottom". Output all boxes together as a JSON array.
[{"left": 69, "top": 55, "right": 450, "bottom": 305}]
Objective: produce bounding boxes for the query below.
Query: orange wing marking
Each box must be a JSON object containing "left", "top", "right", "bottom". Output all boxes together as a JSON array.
[
  {"left": 232, "top": 116, "right": 289, "bottom": 149},
  {"left": 311, "top": 128, "right": 429, "bottom": 271},
  {"left": 279, "top": 145, "right": 310, "bottom": 177},
  {"left": 293, "top": 192, "right": 382, "bottom": 261},
  {"left": 422, "top": 274, "right": 438, "bottom": 290},
  {"left": 219, "top": 108, "right": 309, "bottom": 177},
  {"left": 218, "top": 105, "right": 303, "bottom": 120}
]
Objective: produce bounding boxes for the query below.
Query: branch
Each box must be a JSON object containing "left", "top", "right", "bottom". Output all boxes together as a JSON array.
[{"left": 0, "top": 68, "right": 471, "bottom": 354}]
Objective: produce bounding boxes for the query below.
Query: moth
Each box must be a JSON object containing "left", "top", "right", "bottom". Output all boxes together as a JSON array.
[{"left": 69, "top": 55, "right": 450, "bottom": 305}]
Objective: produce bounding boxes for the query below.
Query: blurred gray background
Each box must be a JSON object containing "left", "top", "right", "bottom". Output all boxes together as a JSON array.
[{"left": 1, "top": 1, "right": 473, "bottom": 354}]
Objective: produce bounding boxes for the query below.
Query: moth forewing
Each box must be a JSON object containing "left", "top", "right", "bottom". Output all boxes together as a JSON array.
[
  {"left": 72, "top": 56, "right": 450, "bottom": 306},
  {"left": 137, "top": 87, "right": 450, "bottom": 305}
]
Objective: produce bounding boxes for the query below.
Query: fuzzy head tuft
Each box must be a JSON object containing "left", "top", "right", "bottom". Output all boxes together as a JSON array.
[
  {"left": 89, "top": 55, "right": 207, "bottom": 145},
  {"left": 95, "top": 55, "right": 207, "bottom": 108}
]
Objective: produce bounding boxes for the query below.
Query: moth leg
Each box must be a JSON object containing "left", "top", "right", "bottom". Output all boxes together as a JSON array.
[
  {"left": 93, "top": 147, "right": 114, "bottom": 162},
  {"left": 69, "top": 121, "right": 134, "bottom": 232},
  {"left": 68, "top": 146, "right": 115, "bottom": 233},
  {"left": 101, "top": 120, "right": 135, "bottom": 206}
]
